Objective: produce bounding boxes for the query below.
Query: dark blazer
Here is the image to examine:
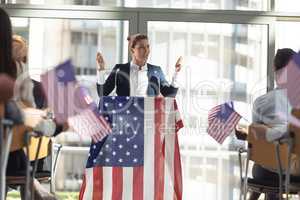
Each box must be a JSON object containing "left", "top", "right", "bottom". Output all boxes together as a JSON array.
[
  {"left": 32, "top": 79, "right": 47, "bottom": 109},
  {"left": 96, "top": 63, "right": 178, "bottom": 97}
]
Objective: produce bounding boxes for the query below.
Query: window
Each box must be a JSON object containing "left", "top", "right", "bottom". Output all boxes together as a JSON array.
[
  {"left": 276, "top": 21, "right": 300, "bottom": 51},
  {"left": 191, "top": 33, "right": 205, "bottom": 57},
  {"left": 276, "top": 0, "right": 300, "bottom": 12},
  {"left": 11, "top": 17, "right": 129, "bottom": 192},
  {"left": 6, "top": 0, "right": 268, "bottom": 10},
  {"left": 148, "top": 21, "right": 267, "bottom": 199},
  {"left": 4, "top": 3, "right": 280, "bottom": 199}
]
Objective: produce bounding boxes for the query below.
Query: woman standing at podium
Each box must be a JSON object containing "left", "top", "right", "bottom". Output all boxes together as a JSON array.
[{"left": 95, "top": 33, "right": 183, "bottom": 97}]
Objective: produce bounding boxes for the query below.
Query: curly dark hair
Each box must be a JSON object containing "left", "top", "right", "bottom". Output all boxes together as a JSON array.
[{"left": 274, "top": 48, "right": 296, "bottom": 71}]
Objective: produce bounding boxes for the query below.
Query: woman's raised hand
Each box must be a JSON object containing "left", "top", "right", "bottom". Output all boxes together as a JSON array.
[
  {"left": 96, "top": 52, "right": 105, "bottom": 71},
  {"left": 175, "top": 56, "right": 183, "bottom": 72}
]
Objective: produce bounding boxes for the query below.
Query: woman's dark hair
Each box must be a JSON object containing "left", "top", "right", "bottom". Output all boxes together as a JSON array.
[
  {"left": 0, "top": 8, "right": 16, "bottom": 78},
  {"left": 127, "top": 34, "right": 148, "bottom": 49},
  {"left": 274, "top": 48, "right": 296, "bottom": 71}
]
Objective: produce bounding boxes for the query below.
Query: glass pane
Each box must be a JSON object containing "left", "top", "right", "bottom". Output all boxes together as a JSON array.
[
  {"left": 276, "top": 21, "right": 300, "bottom": 51},
  {"left": 6, "top": 0, "right": 268, "bottom": 11},
  {"left": 276, "top": 0, "right": 300, "bottom": 12},
  {"left": 148, "top": 21, "right": 268, "bottom": 200},
  {"left": 11, "top": 17, "right": 128, "bottom": 196}
]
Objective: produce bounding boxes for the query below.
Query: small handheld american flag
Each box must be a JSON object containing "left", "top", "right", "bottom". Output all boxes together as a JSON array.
[
  {"left": 278, "top": 53, "right": 300, "bottom": 108},
  {"left": 207, "top": 102, "right": 241, "bottom": 144},
  {"left": 41, "top": 60, "right": 111, "bottom": 142}
]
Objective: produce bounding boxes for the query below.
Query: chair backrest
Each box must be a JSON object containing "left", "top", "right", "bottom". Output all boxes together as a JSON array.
[
  {"left": 27, "top": 136, "right": 51, "bottom": 161},
  {"left": 247, "top": 124, "right": 289, "bottom": 171},
  {"left": 0, "top": 103, "right": 4, "bottom": 117},
  {"left": 4, "top": 103, "right": 51, "bottom": 160},
  {"left": 10, "top": 125, "right": 29, "bottom": 152},
  {"left": 0, "top": 102, "right": 28, "bottom": 152},
  {"left": 21, "top": 107, "right": 51, "bottom": 160},
  {"left": 10, "top": 107, "right": 49, "bottom": 155},
  {"left": 289, "top": 109, "right": 300, "bottom": 156}
]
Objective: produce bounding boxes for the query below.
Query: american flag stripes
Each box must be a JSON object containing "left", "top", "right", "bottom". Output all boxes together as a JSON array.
[
  {"left": 41, "top": 60, "right": 111, "bottom": 141},
  {"left": 207, "top": 102, "right": 241, "bottom": 144},
  {"left": 68, "top": 109, "right": 112, "bottom": 142},
  {"left": 79, "top": 96, "right": 184, "bottom": 200},
  {"left": 278, "top": 53, "right": 300, "bottom": 108},
  {"left": 41, "top": 60, "right": 90, "bottom": 123}
]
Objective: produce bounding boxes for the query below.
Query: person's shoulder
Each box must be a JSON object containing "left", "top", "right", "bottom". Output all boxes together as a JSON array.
[
  {"left": 255, "top": 91, "right": 270, "bottom": 101},
  {"left": 31, "top": 79, "right": 40, "bottom": 86},
  {"left": 147, "top": 63, "right": 161, "bottom": 70},
  {"left": 31, "top": 79, "right": 43, "bottom": 91},
  {"left": 253, "top": 90, "right": 276, "bottom": 108},
  {"left": 116, "top": 63, "right": 130, "bottom": 68},
  {"left": 112, "top": 63, "right": 130, "bottom": 71}
]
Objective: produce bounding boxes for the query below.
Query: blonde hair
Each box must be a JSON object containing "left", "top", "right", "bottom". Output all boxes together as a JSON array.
[{"left": 12, "top": 34, "right": 28, "bottom": 63}]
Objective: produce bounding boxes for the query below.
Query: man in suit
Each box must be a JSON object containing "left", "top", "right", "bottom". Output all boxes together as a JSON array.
[{"left": 96, "top": 34, "right": 182, "bottom": 97}]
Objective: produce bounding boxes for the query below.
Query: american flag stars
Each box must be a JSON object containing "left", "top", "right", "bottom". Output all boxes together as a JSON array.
[
  {"left": 87, "top": 97, "right": 145, "bottom": 167},
  {"left": 80, "top": 97, "right": 184, "bottom": 200}
]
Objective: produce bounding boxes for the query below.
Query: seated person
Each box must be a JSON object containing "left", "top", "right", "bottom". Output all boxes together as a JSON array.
[
  {"left": 249, "top": 48, "right": 298, "bottom": 200},
  {"left": 6, "top": 34, "right": 64, "bottom": 199}
]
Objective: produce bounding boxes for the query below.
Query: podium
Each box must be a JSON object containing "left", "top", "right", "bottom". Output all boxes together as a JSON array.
[{"left": 79, "top": 96, "right": 184, "bottom": 200}]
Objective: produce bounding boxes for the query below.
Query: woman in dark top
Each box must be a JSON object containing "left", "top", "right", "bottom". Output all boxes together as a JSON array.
[
  {"left": 0, "top": 7, "right": 26, "bottom": 176},
  {"left": 0, "top": 8, "right": 16, "bottom": 78},
  {"left": 0, "top": 8, "right": 58, "bottom": 200}
]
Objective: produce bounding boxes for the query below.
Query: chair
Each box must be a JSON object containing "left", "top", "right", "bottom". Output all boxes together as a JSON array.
[
  {"left": 5, "top": 107, "right": 61, "bottom": 199},
  {"left": 0, "top": 103, "right": 15, "bottom": 200},
  {"left": 0, "top": 102, "right": 32, "bottom": 200},
  {"left": 238, "top": 115, "right": 300, "bottom": 200},
  {"left": 238, "top": 126, "right": 290, "bottom": 200},
  {"left": 6, "top": 136, "right": 61, "bottom": 199}
]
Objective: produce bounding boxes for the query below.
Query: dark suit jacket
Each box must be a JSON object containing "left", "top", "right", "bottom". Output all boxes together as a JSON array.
[{"left": 96, "top": 63, "right": 178, "bottom": 97}]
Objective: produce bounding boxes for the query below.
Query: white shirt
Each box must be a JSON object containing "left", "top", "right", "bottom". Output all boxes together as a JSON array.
[
  {"left": 252, "top": 88, "right": 291, "bottom": 141},
  {"left": 129, "top": 62, "right": 148, "bottom": 96},
  {"left": 14, "top": 61, "right": 36, "bottom": 107},
  {"left": 97, "top": 62, "right": 179, "bottom": 97}
]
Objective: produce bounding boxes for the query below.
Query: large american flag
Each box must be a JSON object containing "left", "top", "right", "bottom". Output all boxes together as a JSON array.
[
  {"left": 207, "top": 102, "right": 241, "bottom": 144},
  {"left": 79, "top": 96, "right": 184, "bottom": 200},
  {"left": 278, "top": 52, "right": 300, "bottom": 108},
  {"left": 41, "top": 60, "right": 110, "bottom": 141}
]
